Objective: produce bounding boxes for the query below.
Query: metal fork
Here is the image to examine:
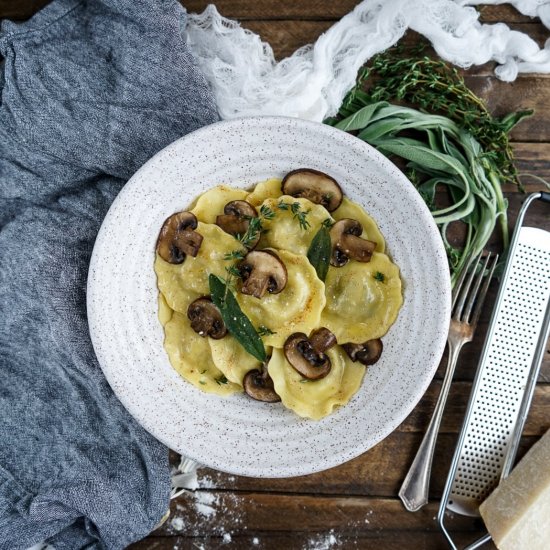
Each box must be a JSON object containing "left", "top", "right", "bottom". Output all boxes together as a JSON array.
[{"left": 398, "top": 251, "right": 499, "bottom": 512}]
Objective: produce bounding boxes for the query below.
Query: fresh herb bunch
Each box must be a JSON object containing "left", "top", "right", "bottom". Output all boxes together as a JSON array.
[
  {"left": 328, "top": 101, "right": 513, "bottom": 285},
  {"left": 326, "top": 49, "right": 531, "bottom": 284},
  {"left": 330, "top": 46, "right": 531, "bottom": 187}
]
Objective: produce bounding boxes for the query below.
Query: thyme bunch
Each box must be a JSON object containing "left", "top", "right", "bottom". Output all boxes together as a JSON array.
[{"left": 332, "top": 46, "right": 531, "bottom": 187}]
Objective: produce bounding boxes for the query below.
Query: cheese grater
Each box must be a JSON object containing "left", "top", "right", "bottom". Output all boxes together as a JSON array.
[{"left": 438, "top": 192, "right": 550, "bottom": 550}]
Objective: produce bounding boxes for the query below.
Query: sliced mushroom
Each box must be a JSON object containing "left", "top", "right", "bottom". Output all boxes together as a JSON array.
[
  {"left": 216, "top": 201, "right": 260, "bottom": 248},
  {"left": 187, "top": 297, "right": 227, "bottom": 339},
  {"left": 309, "top": 327, "right": 337, "bottom": 353},
  {"left": 281, "top": 169, "right": 343, "bottom": 212},
  {"left": 239, "top": 250, "right": 288, "bottom": 299},
  {"left": 243, "top": 364, "right": 281, "bottom": 402},
  {"left": 156, "top": 211, "right": 203, "bottom": 264},
  {"left": 342, "top": 339, "right": 383, "bottom": 366},
  {"left": 329, "top": 218, "right": 376, "bottom": 267},
  {"left": 283, "top": 328, "right": 337, "bottom": 380}
]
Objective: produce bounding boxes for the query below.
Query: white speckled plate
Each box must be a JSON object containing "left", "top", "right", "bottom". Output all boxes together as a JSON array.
[{"left": 87, "top": 117, "right": 451, "bottom": 478}]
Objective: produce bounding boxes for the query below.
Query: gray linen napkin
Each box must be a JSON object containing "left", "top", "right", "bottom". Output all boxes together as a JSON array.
[{"left": 0, "top": 0, "right": 219, "bottom": 548}]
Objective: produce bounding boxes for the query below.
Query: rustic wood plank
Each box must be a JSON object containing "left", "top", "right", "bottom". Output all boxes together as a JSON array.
[
  {"left": 514, "top": 142, "right": 550, "bottom": 182},
  {"left": 183, "top": 0, "right": 361, "bottom": 20},
  {"left": 0, "top": 0, "right": 50, "bottom": 19},
  {"left": 240, "top": 20, "right": 332, "bottom": 59},
  {"left": 129, "top": 531, "right": 496, "bottom": 549},
  {"left": 174, "top": 434, "right": 541, "bottom": 499},
  {"left": 1, "top": 0, "right": 539, "bottom": 24},
  {"left": 183, "top": 1, "right": 541, "bottom": 24},
  {"left": 152, "top": 494, "right": 482, "bottom": 536},
  {"left": 401, "top": 383, "right": 549, "bottom": 435}
]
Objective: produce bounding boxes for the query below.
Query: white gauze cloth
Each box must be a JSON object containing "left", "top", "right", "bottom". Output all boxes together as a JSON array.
[{"left": 185, "top": 0, "right": 550, "bottom": 121}]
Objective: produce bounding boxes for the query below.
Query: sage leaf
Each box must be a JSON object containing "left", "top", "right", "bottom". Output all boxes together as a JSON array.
[
  {"left": 307, "top": 226, "right": 331, "bottom": 281},
  {"left": 209, "top": 274, "right": 267, "bottom": 362}
]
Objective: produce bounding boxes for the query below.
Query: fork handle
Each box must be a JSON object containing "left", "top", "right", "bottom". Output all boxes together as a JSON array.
[{"left": 398, "top": 339, "right": 463, "bottom": 512}]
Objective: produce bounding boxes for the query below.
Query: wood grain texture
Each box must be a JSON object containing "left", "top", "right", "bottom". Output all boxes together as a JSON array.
[
  {"left": 183, "top": 1, "right": 540, "bottom": 24},
  {"left": 1, "top": 1, "right": 547, "bottom": 549},
  {"left": 168, "top": 434, "right": 541, "bottom": 499},
  {"left": 130, "top": 531, "right": 495, "bottom": 550},
  {"left": 154, "top": 493, "right": 482, "bottom": 536}
]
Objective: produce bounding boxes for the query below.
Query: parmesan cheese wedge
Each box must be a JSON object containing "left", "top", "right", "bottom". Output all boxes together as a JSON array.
[{"left": 479, "top": 428, "right": 550, "bottom": 550}]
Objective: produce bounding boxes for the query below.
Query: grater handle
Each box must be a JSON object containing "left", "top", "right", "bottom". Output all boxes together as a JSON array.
[{"left": 399, "top": 339, "right": 463, "bottom": 511}]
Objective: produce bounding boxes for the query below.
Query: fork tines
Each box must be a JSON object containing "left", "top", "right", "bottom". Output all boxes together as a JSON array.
[{"left": 452, "top": 252, "right": 499, "bottom": 326}]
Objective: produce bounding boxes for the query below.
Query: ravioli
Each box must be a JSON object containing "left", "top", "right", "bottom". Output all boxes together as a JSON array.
[
  {"left": 257, "top": 196, "right": 331, "bottom": 256},
  {"left": 332, "top": 197, "right": 385, "bottom": 253},
  {"left": 245, "top": 178, "right": 282, "bottom": 206},
  {"left": 158, "top": 293, "right": 174, "bottom": 326},
  {"left": 209, "top": 336, "right": 263, "bottom": 385},
  {"left": 236, "top": 249, "right": 326, "bottom": 348},
  {"left": 191, "top": 185, "right": 249, "bottom": 223},
  {"left": 155, "top": 222, "right": 245, "bottom": 302},
  {"left": 155, "top": 174, "right": 403, "bottom": 418},
  {"left": 164, "top": 311, "right": 241, "bottom": 395},
  {"left": 268, "top": 347, "right": 366, "bottom": 420},
  {"left": 321, "top": 251, "right": 403, "bottom": 343}
]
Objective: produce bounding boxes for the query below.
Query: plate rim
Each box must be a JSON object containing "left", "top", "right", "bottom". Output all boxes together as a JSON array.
[{"left": 87, "top": 115, "right": 451, "bottom": 478}]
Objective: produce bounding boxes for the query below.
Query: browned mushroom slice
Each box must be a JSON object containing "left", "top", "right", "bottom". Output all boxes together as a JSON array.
[
  {"left": 281, "top": 169, "right": 343, "bottom": 212},
  {"left": 342, "top": 339, "right": 383, "bottom": 366},
  {"left": 239, "top": 250, "right": 288, "bottom": 299},
  {"left": 243, "top": 364, "right": 281, "bottom": 402},
  {"left": 329, "top": 218, "right": 376, "bottom": 267},
  {"left": 187, "top": 297, "right": 227, "bottom": 339},
  {"left": 309, "top": 327, "right": 337, "bottom": 353},
  {"left": 216, "top": 200, "right": 260, "bottom": 248},
  {"left": 156, "top": 211, "right": 203, "bottom": 264},
  {"left": 283, "top": 329, "right": 337, "bottom": 380}
]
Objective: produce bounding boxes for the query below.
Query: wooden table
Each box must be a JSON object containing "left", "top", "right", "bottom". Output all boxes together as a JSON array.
[{"left": 2, "top": 1, "right": 549, "bottom": 549}]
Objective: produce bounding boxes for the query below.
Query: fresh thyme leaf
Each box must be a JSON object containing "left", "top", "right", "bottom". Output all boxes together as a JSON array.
[
  {"left": 215, "top": 375, "right": 228, "bottom": 385},
  {"left": 225, "top": 265, "right": 242, "bottom": 279},
  {"left": 276, "top": 201, "right": 311, "bottom": 230},
  {"left": 200, "top": 369, "right": 207, "bottom": 374},
  {"left": 209, "top": 274, "right": 267, "bottom": 362},
  {"left": 322, "top": 218, "right": 334, "bottom": 229},
  {"left": 224, "top": 250, "right": 246, "bottom": 261},
  {"left": 295, "top": 210, "right": 311, "bottom": 230},
  {"left": 307, "top": 226, "right": 331, "bottom": 281},
  {"left": 257, "top": 325, "right": 276, "bottom": 337},
  {"left": 374, "top": 271, "right": 386, "bottom": 282},
  {"left": 240, "top": 217, "right": 262, "bottom": 248},
  {"left": 260, "top": 204, "right": 276, "bottom": 220}
]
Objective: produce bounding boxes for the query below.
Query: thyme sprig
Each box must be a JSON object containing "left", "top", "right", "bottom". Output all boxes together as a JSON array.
[
  {"left": 277, "top": 200, "right": 311, "bottom": 230},
  {"left": 257, "top": 325, "right": 276, "bottom": 337}
]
